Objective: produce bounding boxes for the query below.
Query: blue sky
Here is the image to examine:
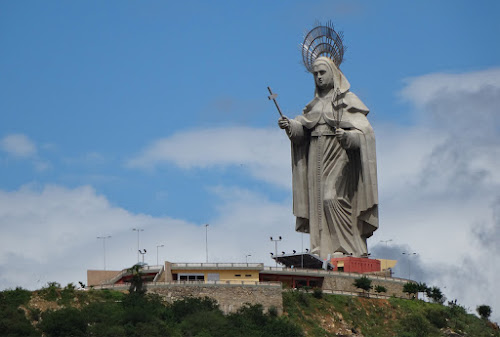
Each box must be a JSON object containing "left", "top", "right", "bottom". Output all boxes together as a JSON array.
[{"left": 1, "top": 0, "right": 500, "bottom": 322}]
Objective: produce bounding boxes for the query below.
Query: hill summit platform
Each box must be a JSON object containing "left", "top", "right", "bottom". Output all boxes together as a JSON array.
[{"left": 272, "top": 253, "right": 383, "bottom": 274}]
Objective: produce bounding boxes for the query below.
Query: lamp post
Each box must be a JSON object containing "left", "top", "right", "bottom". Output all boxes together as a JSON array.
[
  {"left": 156, "top": 244, "right": 164, "bottom": 266},
  {"left": 97, "top": 236, "right": 111, "bottom": 270},
  {"left": 270, "top": 236, "right": 282, "bottom": 267},
  {"left": 132, "top": 228, "right": 144, "bottom": 263},
  {"left": 245, "top": 254, "right": 251, "bottom": 264},
  {"left": 380, "top": 239, "right": 393, "bottom": 247},
  {"left": 402, "top": 252, "right": 417, "bottom": 280},
  {"left": 139, "top": 249, "right": 147, "bottom": 264},
  {"left": 301, "top": 232, "right": 304, "bottom": 268},
  {"left": 205, "top": 224, "right": 209, "bottom": 263}
]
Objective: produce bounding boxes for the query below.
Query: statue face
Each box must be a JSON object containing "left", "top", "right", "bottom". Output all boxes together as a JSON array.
[{"left": 313, "top": 63, "right": 334, "bottom": 90}]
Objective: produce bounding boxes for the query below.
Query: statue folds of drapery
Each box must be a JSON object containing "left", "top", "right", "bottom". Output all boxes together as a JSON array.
[{"left": 279, "top": 56, "right": 378, "bottom": 259}]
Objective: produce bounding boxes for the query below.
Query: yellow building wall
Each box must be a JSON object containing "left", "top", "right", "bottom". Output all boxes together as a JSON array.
[
  {"left": 171, "top": 269, "right": 260, "bottom": 282},
  {"left": 378, "top": 259, "right": 397, "bottom": 271}
]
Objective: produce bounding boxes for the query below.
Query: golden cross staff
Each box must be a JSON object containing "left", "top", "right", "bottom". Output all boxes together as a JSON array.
[{"left": 267, "top": 86, "right": 284, "bottom": 118}]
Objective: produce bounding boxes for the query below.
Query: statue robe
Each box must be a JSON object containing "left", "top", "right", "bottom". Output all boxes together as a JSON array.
[{"left": 287, "top": 91, "right": 378, "bottom": 258}]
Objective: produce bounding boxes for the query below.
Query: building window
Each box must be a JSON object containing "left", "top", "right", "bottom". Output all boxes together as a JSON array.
[
  {"left": 235, "top": 274, "right": 241, "bottom": 277},
  {"left": 179, "top": 274, "right": 204, "bottom": 281}
]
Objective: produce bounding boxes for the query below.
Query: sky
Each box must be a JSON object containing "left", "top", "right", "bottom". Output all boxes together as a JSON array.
[{"left": 1, "top": 0, "right": 500, "bottom": 322}]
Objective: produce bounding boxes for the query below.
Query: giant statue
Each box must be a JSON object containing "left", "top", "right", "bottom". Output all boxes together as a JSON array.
[{"left": 277, "top": 23, "right": 378, "bottom": 259}]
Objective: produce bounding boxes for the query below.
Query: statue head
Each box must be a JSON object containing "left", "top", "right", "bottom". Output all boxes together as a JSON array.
[{"left": 312, "top": 56, "right": 350, "bottom": 95}]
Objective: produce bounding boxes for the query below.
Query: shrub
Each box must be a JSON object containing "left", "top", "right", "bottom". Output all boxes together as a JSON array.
[
  {"left": 295, "top": 291, "right": 310, "bottom": 307},
  {"left": 313, "top": 288, "right": 323, "bottom": 299},
  {"left": 167, "top": 296, "right": 220, "bottom": 323},
  {"left": 353, "top": 276, "right": 372, "bottom": 293},
  {"left": 374, "top": 285, "right": 387, "bottom": 293},
  {"left": 40, "top": 307, "right": 87, "bottom": 337},
  {"left": 425, "top": 306, "right": 449, "bottom": 329},
  {"left": 477, "top": 304, "right": 492, "bottom": 320},
  {"left": 397, "top": 313, "right": 436, "bottom": 337},
  {"left": 40, "top": 282, "right": 61, "bottom": 301},
  {"left": 59, "top": 283, "right": 77, "bottom": 305},
  {"left": 0, "top": 287, "right": 32, "bottom": 307},
  {"left": 268, "top": 305, "right": 279, "bottom": 317}
]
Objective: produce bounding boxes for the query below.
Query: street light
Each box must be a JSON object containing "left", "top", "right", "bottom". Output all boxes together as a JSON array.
[
  {"left": 156, "top": 244, "right": 164, "bottom": 266},
  {"left": 139, "top": 249, "right": 147, "bottom": 264},
  {"left": 97, "top": 236, "right": 111, "bottom": 270},
  {"left": 270, "top": 236, "right": 282, "bottom": 267},
  {"left": 205, "top": 224, "right": 209, "bottom": 263},
  {"left": 380, "top": 239, "right": 393, "bottom": 247},
  {"left": 132, "top": 228, "right": 144, "bottom": 263},
  {"left": 402, "top": 252, "right": 417, "bottom": 280},
  {"left": 245, "top": 254, "right": 251, "bottom": 264}
]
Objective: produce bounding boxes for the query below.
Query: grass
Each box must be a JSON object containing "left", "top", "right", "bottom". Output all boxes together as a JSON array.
[{"left": 283, "top": 290, "right": 500, "bottom": 337}]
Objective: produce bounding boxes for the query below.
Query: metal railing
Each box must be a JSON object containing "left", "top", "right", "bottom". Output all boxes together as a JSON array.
[
  {"left": 92, "top": 280, "right": 282, "bottom": 290},
  {"left": 261, "top": 266, "right": 408, "bottom": 283},
  {"left": 302, "top": 288, "right": 408, "bottom": 300},
  {"left": 172, "top": 262, "right": 264, "bottom": 268}
]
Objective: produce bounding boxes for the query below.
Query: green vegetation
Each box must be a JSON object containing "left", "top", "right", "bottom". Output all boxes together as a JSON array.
[
  {"left": 283, "top": 290, "right": 500, "bottom": 337},
  {"left": 0, "top": 284, "right": 302, "bottom": 337},
  {"left": 1, "top": 284, "right": 498, "bottom": 337},
  {"left": 477, "top": 304, "right": 492, "bottom": 320},
  {"left": 0, "top": 287, "right": 39, "bottom": 337},
  {"left": 353, "top": 276, "right": 372, "bottom": 293},
  {"left": 403, "top": 281, "right": 419, "bottom": 298}
]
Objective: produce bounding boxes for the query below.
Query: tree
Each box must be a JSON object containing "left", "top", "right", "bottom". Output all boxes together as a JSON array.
[
  {"left": 477, "top": 305, "right": 492, "bottom": 320},
  {"left": 417, "top": 282, "right": 429, "bottom": 300},
  {"left": 427, "top": 286, "right": 445, "bottom": 304},
  {"left": 127, "top": 265, "right": 145, "bottom": 295},
  {"left": 403, "top": 282, "right": 419, "bottom": 299},
  {"left": 374, "top": 285, "right": 387, "bottom": 294},
  {"left": 353, "top": 276, "right": 372, "bottom": 295}
]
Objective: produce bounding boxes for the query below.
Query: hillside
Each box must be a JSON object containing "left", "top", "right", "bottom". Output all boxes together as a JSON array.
[
  {"left": 0, "top": 284, "right": 498, "bottom": 337},
  {"left": 283, "top": 290, "right": 499, "bottom": 337}
]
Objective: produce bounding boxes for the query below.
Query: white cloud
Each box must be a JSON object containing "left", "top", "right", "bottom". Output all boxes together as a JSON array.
[
  {"left": 0, "top": 184, "right": 298, "bottom": 291},
  {"left": 400, "top": 68, "right": 500, "bottom": 108},
  {"left": 372, "top": 67, "right": 500, "bottom": 322},
  {"left": 126, "top": 127, "right": 292, "bottom": 189},
  {"left": 0, "top": 133, "right": 37, "bottom": 158},
  {"left": 0, "top": 184, "right": 196, "bottom": 289}
]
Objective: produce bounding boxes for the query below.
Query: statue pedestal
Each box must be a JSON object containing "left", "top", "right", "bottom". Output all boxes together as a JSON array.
[{"left": 330, "top": 256, "right": 381, "bottom": 273}]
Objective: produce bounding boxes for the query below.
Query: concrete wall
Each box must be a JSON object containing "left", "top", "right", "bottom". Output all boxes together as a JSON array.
[
  {"left": 87, "top": 270, "right": 121, "bottom": 287},
  {"left": 322, "top": 273, "right": 407, "bottom": 298},
  {"left": 147, "top": 283, "right": 283, "bottom": 315}
]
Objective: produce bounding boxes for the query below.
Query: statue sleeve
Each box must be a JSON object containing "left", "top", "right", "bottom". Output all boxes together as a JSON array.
[
  {"left": 287, "top": 119, "right": 307, "bottom": 145},
  {"left": 340, "top": 130, "right": 362, "bottom": 149}
]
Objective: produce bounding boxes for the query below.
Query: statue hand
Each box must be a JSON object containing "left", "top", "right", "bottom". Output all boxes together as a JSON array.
[
  {"left": 278, "top": 116, "right": 290, "bottom": 130},
  {"left": 335, "top": 128, "right": 347, "bottom": 140}
]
